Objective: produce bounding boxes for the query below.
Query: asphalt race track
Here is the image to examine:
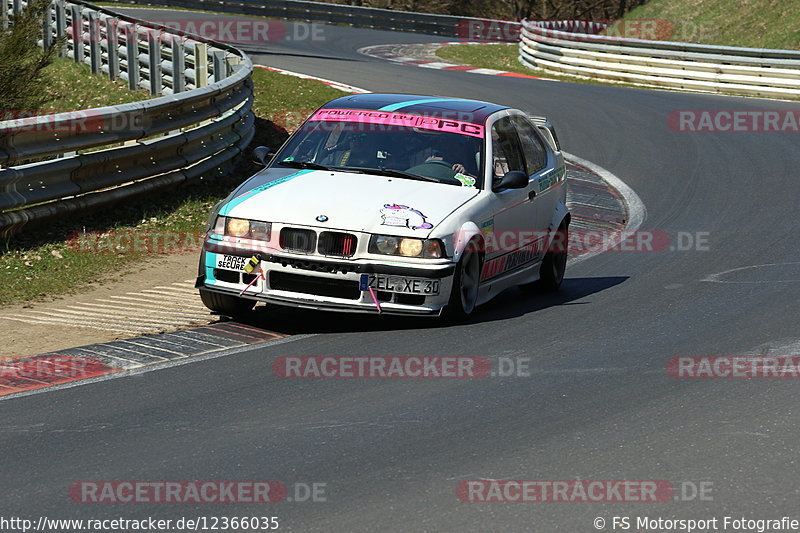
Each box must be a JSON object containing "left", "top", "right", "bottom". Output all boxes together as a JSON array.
[{"left": 2, "top": 9, "right": 800, "bottom": 531}]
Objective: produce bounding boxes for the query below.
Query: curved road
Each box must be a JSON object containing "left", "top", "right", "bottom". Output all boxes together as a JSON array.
[{"left": 3, "top": 11, "right": 800, "bottom": 531}]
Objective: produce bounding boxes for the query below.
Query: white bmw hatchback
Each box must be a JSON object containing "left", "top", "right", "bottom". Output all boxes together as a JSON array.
[{"left": 198, "top": 93, "right": 569, "bottom": 320}]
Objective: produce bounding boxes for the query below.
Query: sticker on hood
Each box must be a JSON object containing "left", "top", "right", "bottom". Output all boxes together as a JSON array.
[{"left": 380, "top": 204, "right": 433, "bottom": 230}]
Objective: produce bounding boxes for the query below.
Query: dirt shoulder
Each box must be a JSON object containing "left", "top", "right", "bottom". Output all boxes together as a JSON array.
[{"left": 2, "top": 253, "right": 209, "bottom": 360}]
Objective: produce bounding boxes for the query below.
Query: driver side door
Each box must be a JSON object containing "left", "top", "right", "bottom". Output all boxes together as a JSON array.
[{"left": 481, "top": 115, "right": 541, "bottom": 281}]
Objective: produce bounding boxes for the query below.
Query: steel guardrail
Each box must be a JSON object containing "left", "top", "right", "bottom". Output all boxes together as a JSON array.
[
  {"left": 0, "top": 0, "right": 254, "bottom": 236},
  {"left": 519, "top": 20, "right": 800, "bottom": 99},
  {"left": 97, "top": 0, "right": 521, "bottom": 42}
]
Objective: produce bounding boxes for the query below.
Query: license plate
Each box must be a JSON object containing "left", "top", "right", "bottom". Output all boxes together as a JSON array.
[
  {"left": 215, "top": 254, "right": 248, "bottom": 272},
  {"left": 360, "top": 274, "right": 440, "bottom": 295}
]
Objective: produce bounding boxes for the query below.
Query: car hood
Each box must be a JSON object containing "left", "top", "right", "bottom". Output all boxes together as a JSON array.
[{"left": 220, "top": 168, "right": 479, "bottom": 237}]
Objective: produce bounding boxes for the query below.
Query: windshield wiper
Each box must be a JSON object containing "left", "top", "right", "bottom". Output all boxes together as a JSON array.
[
  {"left": 341, "top": 167, "right": 442, "bottom": 183},
  {"left": 277, "top": 160, "right": 332, "bottom": 171}
]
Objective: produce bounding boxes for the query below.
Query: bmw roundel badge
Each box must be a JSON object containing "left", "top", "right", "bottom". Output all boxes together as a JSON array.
[{"left": 316, "top": 215, "right": 329, "bottom": 222}]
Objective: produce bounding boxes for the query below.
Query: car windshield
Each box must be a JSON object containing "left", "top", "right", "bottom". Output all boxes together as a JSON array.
[{"left": 273, "top": 110, "right": 485, "bottom": 188}]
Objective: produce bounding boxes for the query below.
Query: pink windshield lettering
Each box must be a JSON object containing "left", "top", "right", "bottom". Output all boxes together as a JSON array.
[{"left": 309, "top": 108, "right": 485, "bottom": 138}]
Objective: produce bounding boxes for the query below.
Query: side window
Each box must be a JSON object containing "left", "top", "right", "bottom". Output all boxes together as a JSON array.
[
  {"left": 490, "top": 117, "right": 526, "bottom": 178},
  {"left": 512, "top": 117, "right": 548, "bottom": 175}
]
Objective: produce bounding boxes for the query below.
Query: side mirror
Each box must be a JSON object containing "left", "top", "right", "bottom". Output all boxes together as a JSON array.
[
  {"left": 493, "top": 170, "right": 529, "bottom": 191},
  {"left": 252, "top": 146, "right": 275, "bottom": 166}
]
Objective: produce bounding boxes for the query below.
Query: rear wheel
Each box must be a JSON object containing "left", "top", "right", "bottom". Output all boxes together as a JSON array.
[
  {"left": 442, "top": 240, "right": 482, "bottom": 322},
  {"left": 537, "top": 220, "right": 569, "bottom": 292},
  {"left": 200, "top": 288, "right": 255, "bottom": 318}
]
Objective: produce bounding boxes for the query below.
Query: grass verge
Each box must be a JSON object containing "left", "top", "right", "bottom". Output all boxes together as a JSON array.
[
  {"left": 38, "top": 57, "right": 152, "bottom": 112},
  {"left": 622, "top": 0, "right": 799, "bottom": 50},
  {"left": 0, "top": 65, "right": 348, "bottom": 308}
]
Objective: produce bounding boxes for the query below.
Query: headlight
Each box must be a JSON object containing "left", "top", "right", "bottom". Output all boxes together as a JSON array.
[
  {"left": 212, "top": 217, "right": 272, "bottom": 240},
  {"left": 369, "top": 235, "right": 444, "bottom": 258},
  {"left": 248, "top": 221, "right": 271, "bottom": 240},
  {"left": 374, "top": 235, "right": 400, "bottom": 254},
  {"left": 226, "top": 217, "right": 250, "bottom": 237},
  {"left": 399, "top": 238, "right": 423, "bottom": 257}
]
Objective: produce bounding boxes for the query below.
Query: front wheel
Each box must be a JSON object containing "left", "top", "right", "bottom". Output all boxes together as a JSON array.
[
  {"left": 442, "top": 240, "right": 482, "bottom": 322},
  {"left": 200, "top": 288, "right": 256, "bottom": 318}
]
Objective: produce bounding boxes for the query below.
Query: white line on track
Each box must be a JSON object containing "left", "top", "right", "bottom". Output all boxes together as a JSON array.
[
  {"left": 103, "top": 294, "right": 206, "bottom": 308},
  {"left": 1, "top": 316, "right": 149, "bottom": 334},
  {"left": 76, "top": 301, "right": 211, "bottom": 319},
  {"left": 16, "top": 308, "right": 187, "bottom": 328},
  {"left": 0, "top": 278, "right": 213, "bottom": 333}
]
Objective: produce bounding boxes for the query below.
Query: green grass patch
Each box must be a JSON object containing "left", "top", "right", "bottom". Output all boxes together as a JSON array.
[
  {"left": 251, "top": 66, "right": 342, "bottom": 130},
  {"left": 38, "top": 57, "right": 151, "bottom": 113},
  {"left": 436, "top": 43, "right": 533, "bottom": 76},
  {"left": 621, "top": 0, "right": 800, "bottom": 50},
  {"left": 0, "top": 67, "right": 348, "bottom": 308}
]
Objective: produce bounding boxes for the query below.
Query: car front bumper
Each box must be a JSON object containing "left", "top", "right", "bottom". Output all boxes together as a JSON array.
[{"left": 198, "top": 240, "right": 456, "bottom": 316}]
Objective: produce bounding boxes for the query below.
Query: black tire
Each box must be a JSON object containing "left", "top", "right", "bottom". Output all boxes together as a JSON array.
[
  {"left": 537, "top": 220, "right": 569, "bottom": 292},
  {"left": 442, "top": 240, "right": 482, "bottom": 322},
  {"left": 200, "top": 288, "right": 256, "bottom": 318}
]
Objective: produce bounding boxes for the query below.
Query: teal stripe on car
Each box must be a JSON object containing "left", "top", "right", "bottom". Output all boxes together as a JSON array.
[
  {"left": 219, "top": 169, "right": 314, "bottom": 217},
  {"left": 205, "top": 251, "right": 218, "bottom": 283},
  {"left": 378, "top": 98, "right": 461, "bottom": 112}
]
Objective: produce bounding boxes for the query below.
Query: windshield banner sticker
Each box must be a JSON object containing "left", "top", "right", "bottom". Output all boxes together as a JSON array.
[
  {"left": 310, "top": 108, "right": 485, "bottom": 138},
  {"left": 380, "top": 204, "right": 433, "bottom": 230}
]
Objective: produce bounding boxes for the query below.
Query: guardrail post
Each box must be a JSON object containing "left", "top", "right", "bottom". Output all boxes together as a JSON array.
[
  {"left": 212, "top": 50, "right": 225, "bottom": 82},
  {"left": 225, "top": 53, "right": 242, "bottom": 77},
  {"left": 123, "top": 23, "right": 139, "bottom": 91},
  {"left": 70, "top": 4, "right": 83, "bottom": 63},
  {"left": 147, "top": 29, "right": 162, "bottom": 95},
  {"left": 194, "top": 43, "right": 208, "bottom": 87},
  {"left": 42, "top": 1, "right": 53, "bottom": 51},
  {"left": 54, "top": 0, "right": 66, "bottom": 57},
  {"left": 88, "top": 11, "right": 100, "bottom": 74},
  {"left": 171, "top": 36, "right": 185, "bottom": 93},
  {"left": 106, "top": 18, "right": 119, "bottom": 81}
]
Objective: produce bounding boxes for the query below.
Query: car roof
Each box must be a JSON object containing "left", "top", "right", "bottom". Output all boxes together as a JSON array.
[{"left": 320, "top": 93, "right": 509, "bottom": 124}]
